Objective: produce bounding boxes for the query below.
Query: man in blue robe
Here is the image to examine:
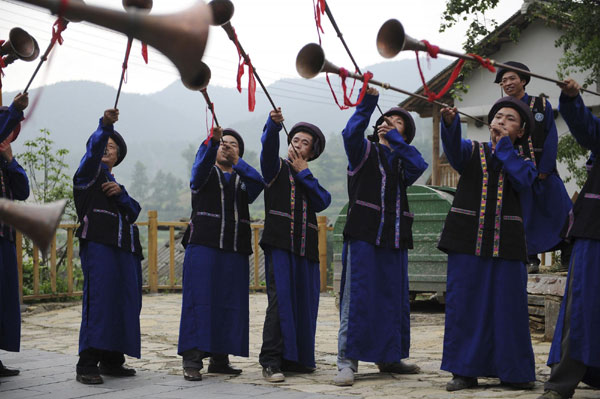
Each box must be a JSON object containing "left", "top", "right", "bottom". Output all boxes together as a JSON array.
[
  {"left": 177, "top": 126, "right": 264, "bottom": 381},
  {"left": 259, "top": 108, "right": 331, "bottom": 383},
  {"left": 495, "top": 61, "right": 573, "bottom": 273},
  {"left": 333, "top": 87, "right": 428, "bottom": 386},
  {"left": 73, "top": 108, "right": 143, "bottom": 384},
  {"left": 539, "top": 79, "right": 600, "bottom": 399},
  {"left": 438, "top": 97, "right": 538, "bottom": 391},
  {"left": 0, "top": 95, "right": 30, "bottom": 381}
]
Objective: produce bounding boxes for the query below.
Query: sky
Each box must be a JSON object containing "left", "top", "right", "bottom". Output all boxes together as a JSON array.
[{"left": 0, "top": 0, "right": 523, "bottom": 96}]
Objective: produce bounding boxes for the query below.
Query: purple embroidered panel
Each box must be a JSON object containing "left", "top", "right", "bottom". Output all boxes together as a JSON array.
[
  {"left": 197, "top": 211, "right": 221, "bottom": 218},
  {"left": 375, "top": 145, "right": 386, "bottom": 246},
  {"left": 355, "top": 200, "right": 381, "bottom": 211},
  {"left": 451, "top": 207, "right": 477, "bottom": 217},
  {"left": 92, "top": 209, "right": 117, "bottom": 217},
  {"left": 584, "top": 193, "right": 600, "bottom": 200},
  {"left": 502, "top": 215, "right": 523, "bottom": 223},
  {"left": 268, "top": 209, "right": 293, "bottom": 219}
]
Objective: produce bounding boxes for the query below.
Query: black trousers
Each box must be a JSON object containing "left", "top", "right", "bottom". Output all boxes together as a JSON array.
[
  {"left": 259, "top": 260, "right": 284, "bottom": 369},
  {"left": 77, "top": 348, "right": 124, "bottom": 375},
  {"left": 544, "top": 250, "right": 587, "bottom": 398},
  {"left": 181, "top": 349, "right": 229, "bottom": 369}
]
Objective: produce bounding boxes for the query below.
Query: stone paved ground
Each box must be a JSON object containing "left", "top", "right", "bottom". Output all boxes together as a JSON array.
[{"left": 1, "top": 293, "right": 598, "bottom": 398}]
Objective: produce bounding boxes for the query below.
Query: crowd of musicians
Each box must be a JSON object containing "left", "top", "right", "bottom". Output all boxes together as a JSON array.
[{"left": 1, "top": 60, "right": 599, "bottom": 399}]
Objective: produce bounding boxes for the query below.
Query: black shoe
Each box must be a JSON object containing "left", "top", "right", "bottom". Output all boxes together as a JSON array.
[
  {"left": 0, "top": 365, "right": 20, "bottom": 377},
  {"left": 446, "top": 375, "right": 478, "bottom": 391},
  {"left": 377, "top": 361, "right": 420, "bottom": 374},
  {"left": 207, "top": 363, "right": 242, "bottom": 375},
  {"left": 281, "top": 359, "right": 315, "bottom": 374},
  {"left": 98, "top": 364, "right": 136, "bottom": 377},
  {"left": 183, "top": 367, "right": 202, "bottom": 381},
  {"left": 262, "top": 366, "right": 285, "bottom": 382},
  {"left": 76, "top": 373, "right": 103, "bottom": 384},
  {"left": 501, "top": 380, "right": 535, "bottom": 390}
]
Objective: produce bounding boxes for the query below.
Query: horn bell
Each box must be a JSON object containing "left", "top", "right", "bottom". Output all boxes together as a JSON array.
[
  {"left": 296, "top": 43, "right": 340, "bottom": 79},
  {"left": 377, "top": 19, "right": 428, "bottom": 58},
  {"left": 0, "top": 198, "right": 67, "bottom": 256},
  {"left": 208, "top": 0, "right": 234, "bottom": 26},
  {"left": 0, "top": 27, "right": 40, "bottom": 64},
  {"left": 186, "top": 60, "right": 211, "bottom": 90},
  {"left": 15, "top": 0, "right": 211, "bottom": 90}
]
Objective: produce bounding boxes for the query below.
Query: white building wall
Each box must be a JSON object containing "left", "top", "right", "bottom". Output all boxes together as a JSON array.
[{"left": 452, "top": 19, "right": 599, "bottom": 196}]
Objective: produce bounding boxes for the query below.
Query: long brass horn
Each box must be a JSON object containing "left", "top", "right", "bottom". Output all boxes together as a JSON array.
[
  {"left": 0, "top": 27, "right": 40, "bottom": 66},
  {"left": 296, "top": 43, "right": 488, "bottom": 125},
  {"left": 193, "top": 61, "right": 221, "bottom": 127},
  {"left": 209, "top": 0, "right": 234, "bottom": 26},
  {"left": 0, "top": 199, "right": 67, "bottom": 256},
  {"left": 377, "top": 19, "right": 600, "bottom": 97},
  {"left": 15, "top": 0, "right": 212, "bottom": 90}
]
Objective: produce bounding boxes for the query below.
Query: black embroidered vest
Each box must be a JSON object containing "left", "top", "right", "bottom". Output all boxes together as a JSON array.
[
  {"left": 564, "top": 158, "right": 600, "bottom": 241},
  {"left": 518, "top": 95, "right": 548, "bottom": 168},
  {"left": 343, "top": 140, "right": 414, "bottom": 249},
  {"left": 182, "top": 166, "right": 252, "bottom": 255},
  {"left": 260, "top": 160, "right": 319, "bottom": 262},
  {"left": 438, "top": 141, "right": 527, "bottom": 262},
  {"left": 74, "top": 168, "right": 142, "bottom": 257}
]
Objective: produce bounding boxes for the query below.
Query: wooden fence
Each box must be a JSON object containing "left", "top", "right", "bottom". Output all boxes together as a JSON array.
[{"left": 16, "top": 211, "right": 332, "bottom": 303}]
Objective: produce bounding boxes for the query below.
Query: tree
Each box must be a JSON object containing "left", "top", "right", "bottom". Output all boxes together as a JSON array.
[
  {"left": 17, "top": 128, "right": 75, "bottom": 220},
  {"left": 440, "top": 0, "right": 600, "bottom": 89},
  {"left": 556, "top": 133, "right": 589, "bottom": 189},
  {"left": 129, "top": 161, "right": 150, "bottom": 203}
]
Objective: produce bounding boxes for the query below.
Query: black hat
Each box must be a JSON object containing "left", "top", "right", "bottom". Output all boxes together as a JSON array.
[
  {"left": 288, "top": 122, "right": 326, "bottom": 161},
  {"left": 488, "top": 96, "right": 535, "bottom": 139},
  {"left": 223, "top": 128, "right": 245, "bottom": 158},
  {"left": 373, "top": 107, "right": 416, "bottom": 144},
  {"left": 494, "top": 61, "right": 531, "bottom": 86},
  {"left": 110, "top": 130, "right": 127, "bottom": 167}
]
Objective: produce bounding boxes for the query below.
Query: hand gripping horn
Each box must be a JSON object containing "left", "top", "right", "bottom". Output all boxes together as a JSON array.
[
  {"left": 14, "top": 0, "right": 212, "bottom": 90},
  {"left": 0, "top": 198, "right": 67, "bottom": 256},
  {"left": 377, "top": 19, "right": 600, "bottom": 97},
  {"left": 0, "top": 27, "right": 40, "bottom": 66},
  {"left": 296, "top": 43, "right": 488, "bottom": 125}
]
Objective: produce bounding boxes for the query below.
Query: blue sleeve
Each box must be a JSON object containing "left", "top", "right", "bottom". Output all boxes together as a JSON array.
[
  {"left": 233, "top": 158, "right": 265, "bottom": 204},
  {"left": 3, "top": 157, "right": 29, "bottom": 200},
  {"left": 385, "top": 129, "right": 429, "bottom": 186},
  {"left": 73, "top": 118, "right": 112, "bottom": 187},
  {"left": 295, "top": 168, "right": 331, "bottom": 213},
  {"left": 114, "top": 185, "right": 142, "bottom": 223},
  {"left": 0, "top": 104, "right": 24, "bottom": 144},
  {"left": 441, "top": 115, "right": 473, "bottom": 174},
  {"left": 495, "top": 136, "right": 537, "bottom": 192},
  {"left": 538, "top": 99, "right": 558, "bottom": 173},
  {"left": 559, "top": 93, "right": 600, "bottom": 154},
  {"left": 260, "top": 115, "right": 283, "bottom": 185},
  {"left": 342, "top": 93, "right": 378, "bottom": 170},
  {"left": 190, "top": 140, "right": 218, "bottom": 191}
]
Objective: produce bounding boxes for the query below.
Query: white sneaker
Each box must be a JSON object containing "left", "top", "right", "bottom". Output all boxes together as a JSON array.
[
  {"left": 262, "top": 366, "right": 285, "bottom": 383},
  {"left": 333, "top": 367, "right": 355, "bottom": 386}
]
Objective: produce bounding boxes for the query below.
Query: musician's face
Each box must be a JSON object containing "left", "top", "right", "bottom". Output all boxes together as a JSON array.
[
  {"left": 216, "top": 134, "right": 240, "bottom": 166},
  {"left": 489, "top": 107, "right": 524, "bottom": 148},
  {"left": 289, "top": 132, "right": 314, "bottom": 161},
  {"left": 102, "top": 138, "right": 119, "bottom": 168},
  {"left": 382, "top": 114, "right": 407, "bottom": 141},
  {"left": 500, "top": 71, "right": 526, "bottom": 98}
]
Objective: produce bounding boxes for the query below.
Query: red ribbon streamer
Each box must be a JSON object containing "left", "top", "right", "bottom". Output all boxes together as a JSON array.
[
  {"left": 415, "top": 39, "right": 496, "bottom": 102},
  {"left": 231, "top": 27, "right": 257, "bottom": 112},
  {"left": 141, "top": 43, "right": 148, "bottom": 64},
  {"left": 51, "top": 18, "right": 68, "bottom": 46},
  {"left": 313, "top": 0, "right": 326, "bottom": 44},
  {"left": 203, "top": 103, "right": 216, "bottom": 145},
  {"left": 325, "top": 68, "right": 373, "bottom": 110}
]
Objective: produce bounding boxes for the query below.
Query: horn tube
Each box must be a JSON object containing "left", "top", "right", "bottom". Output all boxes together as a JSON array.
[
  {"left": 296, "top": 43, "right": 489, "bottom": 126},
  {"left": 14, "top": 0, "right": 211, "bottom": 90},
  {"left": 377, "top": 19, "right": 600, "bottom": 97}
]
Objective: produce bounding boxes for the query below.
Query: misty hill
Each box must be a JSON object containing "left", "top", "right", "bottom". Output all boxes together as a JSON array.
[{"left": 6, "top": 58, "right": 450, "bottom": 183}]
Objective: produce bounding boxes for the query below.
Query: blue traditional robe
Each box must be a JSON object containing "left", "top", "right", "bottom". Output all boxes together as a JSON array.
[
  {"left": 0, "top": 103, "right": 23, "bottom": 144},
  {"left": 339, "top": 93, "right": 428, "bottom": 364},
  {"left": 73, "top": 120, "right": 142, "bottom": 358},
  {"left": 547, "top": 93, "right": 600, "bottom": 386},
  {"left": 440, "top": 116, "right": 536, "bottom": 383},
  {"left": 0, "top": 156, "right": 29, "bottom": 353},
  {"left": 260, "top": 116, "right": 331, "bottom": 368},
  {"left": 178, "top": 140, "right": 264, "bottom": 358},
  {"left": 518, "top": 93, "right": 572, "bottom": 254}
]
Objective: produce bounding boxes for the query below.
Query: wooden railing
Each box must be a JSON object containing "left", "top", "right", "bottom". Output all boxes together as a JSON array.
[
  {"left": 16, "top": 211, "right": 332, "bottom": 303},
  {"left": 439, "top": 163, "right": 460, "bottom": 188}
]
